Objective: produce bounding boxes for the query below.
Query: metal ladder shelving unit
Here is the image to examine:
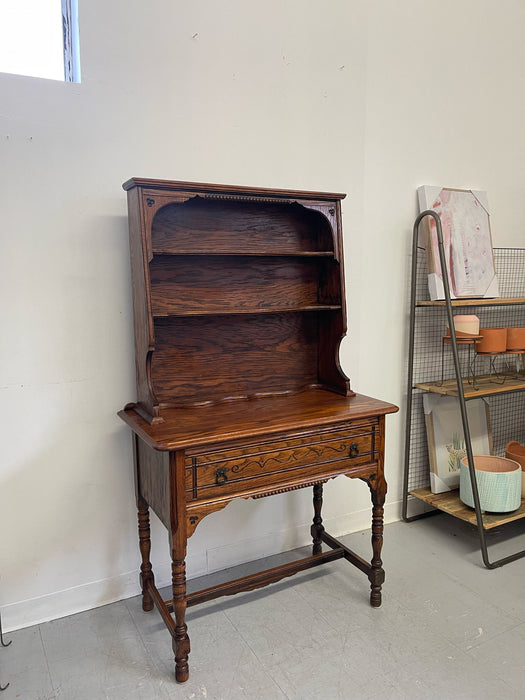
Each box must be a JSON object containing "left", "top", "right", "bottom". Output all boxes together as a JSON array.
[{"left": 402, "top": 211, "right": 525, "bottom": 568}]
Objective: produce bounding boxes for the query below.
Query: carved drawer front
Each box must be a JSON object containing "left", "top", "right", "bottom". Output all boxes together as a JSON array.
[{"left": 185, "top": 423, "right": 376, "bottom": 501}]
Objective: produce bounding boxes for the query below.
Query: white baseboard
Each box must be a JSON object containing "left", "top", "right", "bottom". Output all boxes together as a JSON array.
[{"left": 2, "top": 500, "right": 401, "bottom": 633}]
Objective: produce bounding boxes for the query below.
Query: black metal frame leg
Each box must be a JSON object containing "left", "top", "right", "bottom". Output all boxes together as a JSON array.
[{"left": 0, "top": 612, "right": 11, "bottom": 691}]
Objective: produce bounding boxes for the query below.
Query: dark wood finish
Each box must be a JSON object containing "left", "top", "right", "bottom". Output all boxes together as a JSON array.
[
  {"left": 123, "top": 179, "right": 350, "bottom": 423},
  {"left": 149, "top": 255, "right": 338, "bottom": 315},
  {"left": 311, "top": 482, "right": 325, "bottom": 554},
  {"left": 120, "top": 390, "right": 392, "bottom": 451},
  {"left": 151, "top": 312, "right": 323, "bottom": 406},
  {"left": 187, "top": 549, "right": 343, "bottom": 604},
  {"left": 149, "top": 197, "right": 335, "bottom": 255},
  {"left": 137, "top": 497, "right": 154, "bottom": 612},
  {"left": 119, "top": 178, "right": 398, "bottom": 683},
  {"left": 184, "top": 423, "right": 375, "bottom": 502},
  {"left": 169, "top": 451, "right": 190, "bottom": 684}
]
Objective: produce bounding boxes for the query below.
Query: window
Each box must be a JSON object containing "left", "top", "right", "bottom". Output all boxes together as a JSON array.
[{"left": 0, "top": 0, "right": 80, "bottom": 82}]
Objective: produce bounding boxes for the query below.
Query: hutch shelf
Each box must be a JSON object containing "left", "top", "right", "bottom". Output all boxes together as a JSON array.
[
  {"left": 118, "top": 178, "right": 398, "bottom": 683},
  {"left": 402, "top": 210, "right": 525, "bottom": 568}
]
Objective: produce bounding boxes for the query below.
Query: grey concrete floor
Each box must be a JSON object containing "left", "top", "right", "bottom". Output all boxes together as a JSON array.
[{"left": 2, "top": 514, "right": 525, "bottom": 699}]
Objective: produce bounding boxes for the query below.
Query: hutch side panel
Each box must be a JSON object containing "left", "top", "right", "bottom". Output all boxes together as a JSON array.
[{"left": 126, "top": 187, "right": 157, "bottom": 420}]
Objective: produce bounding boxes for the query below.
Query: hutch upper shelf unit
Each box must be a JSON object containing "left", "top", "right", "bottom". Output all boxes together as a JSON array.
[
  {"left": 124, "top": 178, "right": 352, "bottom": 424},
  {"left": 403, "top": 210, "right": 525, "bottom": 568},
  {"left": 119, "top": 178, "right": 398, "bottom": 683}
]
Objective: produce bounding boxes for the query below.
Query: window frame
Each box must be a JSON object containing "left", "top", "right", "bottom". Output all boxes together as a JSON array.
[{"left": 62, "top": 0, "right": 81, "bottom": 83}]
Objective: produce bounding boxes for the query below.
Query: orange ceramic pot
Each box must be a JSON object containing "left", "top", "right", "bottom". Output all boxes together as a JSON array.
[
  {"left": 506, "top": 327, "right": 525, "bottom": 351},
  {"left": 475, "top": 327, "right": 507, "bottom": 354}
]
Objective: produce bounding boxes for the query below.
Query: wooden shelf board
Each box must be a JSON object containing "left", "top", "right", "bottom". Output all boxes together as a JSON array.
[
  {"left": 152, "top": 305, "right": 342, "bottom": 318},
  {"left": 410, "top": 487, "right": 525, "bottom": 529},
  {"left": 415, "top": 373, "right": 525, "bottom": 398},
  {"left": 151, "top": 250, "right": 336, "bottom": 258},
  {"left": 417, "top": 297, "right": 525, "bottom": 307}
]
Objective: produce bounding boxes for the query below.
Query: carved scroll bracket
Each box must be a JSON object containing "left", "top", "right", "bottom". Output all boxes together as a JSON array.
[{"left": 186, "top": 477, "right": 331, "bottom": 536}]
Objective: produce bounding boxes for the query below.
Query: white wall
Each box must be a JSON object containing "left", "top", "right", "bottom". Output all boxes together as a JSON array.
[{"left": 1, "top": 1, "right": 524, "bottom": 631}]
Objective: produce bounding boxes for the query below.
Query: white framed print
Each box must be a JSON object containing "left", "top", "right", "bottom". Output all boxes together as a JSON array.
[{"left": 423, "top": 394, "right": 493, "bottom": 494}]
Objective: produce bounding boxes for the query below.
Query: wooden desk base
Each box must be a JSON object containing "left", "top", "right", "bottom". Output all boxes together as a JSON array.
[
  {"left": 135, "top": 469, "right": 386, "bottom": 684},
  {"left": 122, "top": 392, "right": 397, "bottom": 683}
]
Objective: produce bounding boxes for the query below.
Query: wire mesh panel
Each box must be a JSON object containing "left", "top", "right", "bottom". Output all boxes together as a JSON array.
[
  {"left": 488, "top": 392, "right": 525, "bottom": 457},
  {"left": 494, "top": 248, "right": 525, "bottom": 297},
  {"left": 407, "top": 248, "right": 525, "bottom": 494},
  {"left": 416, "top": 247, "right": 525, "bottom": 297},
  {"left": 406, "top": 391, "right": 430, "bottom": 492}
]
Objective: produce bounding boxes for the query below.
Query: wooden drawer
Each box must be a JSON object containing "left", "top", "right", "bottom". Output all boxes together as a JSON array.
[{"left": 185, "top": 422, "right": 377, "bottom": 501}]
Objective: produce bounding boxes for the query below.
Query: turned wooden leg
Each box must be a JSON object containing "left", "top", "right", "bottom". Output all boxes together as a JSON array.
[
  {"left": 311, "top": 482, "right": 325, "bottom": 555},
  {"left": 366, "top": 474, "right": 387, "bottom": 607},
  {"left": 168, "top": 451, "right": 191, "bottom": 682},
  {"left": 171, "top": 556, "right": 190, "bottom": 683},
  {"left": 137, "top": 497, "right": 154, "bottom": 612}
]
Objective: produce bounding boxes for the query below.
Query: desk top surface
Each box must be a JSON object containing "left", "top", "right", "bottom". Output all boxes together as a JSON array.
[{"left": 118, "top": 390, "right": 398, "bottom": 451}]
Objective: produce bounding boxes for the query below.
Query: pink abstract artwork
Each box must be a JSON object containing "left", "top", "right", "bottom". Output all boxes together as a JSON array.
[{"left": 417, "top": 187, "right": 499, "bottom": 300}]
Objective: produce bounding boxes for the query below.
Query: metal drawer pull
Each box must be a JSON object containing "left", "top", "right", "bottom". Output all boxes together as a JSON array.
[
  {"left": 215, "top": 467, "right": 228, "bottom": 485},
  {"left": 349, "top": 443, "right": 359, "bottom": 458}
]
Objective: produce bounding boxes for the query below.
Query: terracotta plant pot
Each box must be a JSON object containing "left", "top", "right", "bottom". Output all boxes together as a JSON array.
[
  {"left": 506, "top": 327, "right": 525, "bottom": 351},
  {"left": 459, "top": 455, "right": 522, "bottom": 512},
  {"left": 505, "top": 441, "right": 525, "bottom": 498},
  {"left": 475, "top": 327, "right": 507, "bottom": 354}
]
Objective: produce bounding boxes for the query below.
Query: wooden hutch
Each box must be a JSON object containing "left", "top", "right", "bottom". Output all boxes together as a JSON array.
[{"left": 118, "top": 178, "right": 398, "bottom": 682}]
